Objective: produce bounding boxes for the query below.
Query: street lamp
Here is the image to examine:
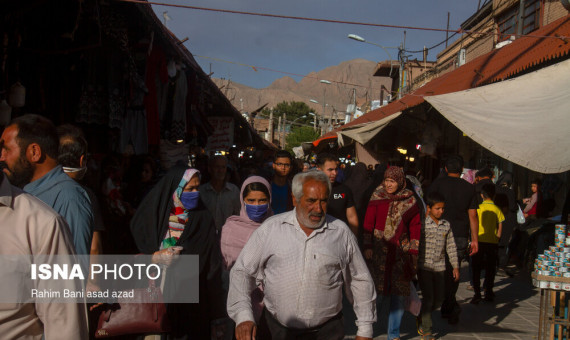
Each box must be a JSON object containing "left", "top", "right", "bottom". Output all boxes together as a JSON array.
[
  {"left": 291, "top": 115, "right": 307, "bottom": 127},
  {"left": 348, "top": 33, "right": 401, "bottom": 98},
  {"left": 310, "top": 100, "right": 320, "bottom": 132},
  {"left": 348, "top": 34, "right": 396, "bottom": 77},
  {"left": 308, "top": 112, "right": 316, "bottom": 131},
  {"left": 318, "top": 80, "right": 332, "bottom": 132}
]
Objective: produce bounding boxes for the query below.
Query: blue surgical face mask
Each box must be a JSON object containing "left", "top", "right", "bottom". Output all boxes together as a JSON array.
[
  {"left": 245, "top": 203, "right": 269, "bottom": 222},
  {"left": 180, "top": 191, "right": 200, "bottom": 210}
]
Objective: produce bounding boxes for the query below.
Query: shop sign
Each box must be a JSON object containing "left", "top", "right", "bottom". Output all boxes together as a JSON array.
[{"left": 206, "top": 117, "right": 234, "bottom": 151}]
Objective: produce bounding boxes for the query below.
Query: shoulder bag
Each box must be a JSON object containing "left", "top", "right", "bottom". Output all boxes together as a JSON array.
[{"left": 95, "top": 278, "right": 170, "bottom": 338}]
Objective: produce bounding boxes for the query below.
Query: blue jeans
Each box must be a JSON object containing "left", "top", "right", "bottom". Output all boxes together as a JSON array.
[{"left": 377, "top": 294, "right": 405, "bottom": 340}]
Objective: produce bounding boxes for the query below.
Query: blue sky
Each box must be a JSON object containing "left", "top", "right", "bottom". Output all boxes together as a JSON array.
[{"left": 151, "top": 1, "right": 480, "bottom": 89}]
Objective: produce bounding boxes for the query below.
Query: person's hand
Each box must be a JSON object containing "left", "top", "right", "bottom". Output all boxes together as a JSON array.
[
  {"left": 235, "top": 321, "right": 256, "bottom": 340},
  {"left": 453, "top": 268, "right": 460, "bottom": 282},
  {"left": 524, "top": 213, "right": 529, "bottom": 218},
  {"left": 364, "top": 249, "right": 373, "bottom": 260},
  {"left": 152, "top": 247, "right": 182, "bottom": 266},
  {"left": 469, "top": 241, "right": 479, "bottom": 256},
  {"left": 89, "top": 303, "right": 104, "bottom": 312},
  {"left": 355, "top": 336, "right": 372, "bottom": 340},
  {"left": 86, "top": 280, "right": 104, "bottom": 311}
]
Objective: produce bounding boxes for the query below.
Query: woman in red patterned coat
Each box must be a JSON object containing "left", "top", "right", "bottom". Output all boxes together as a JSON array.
[{"left": 363, "top": 166, "right": 421, "bottom": 340}]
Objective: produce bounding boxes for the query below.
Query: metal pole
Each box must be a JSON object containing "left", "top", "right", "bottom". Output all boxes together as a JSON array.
[
  {"left": 313, "top": 113, "right": 317, "bottom": 131},
  {"left": 398, "top": 43, "right": 403, "bottom": 99},
  {"left": 277, "top": 116, "right": 281, "bottom": 148},
  {"left": 446, "top": 12, "right": 450, "bottom": 48},
  {"left": 269, "top": 110, "right": 274, "bottom": 143},
  {"left": 281, "top": 113, "right": 286, "bottom": 149},
  {"left": 517, "top": 0, "right": 526, "bottom": 36}
]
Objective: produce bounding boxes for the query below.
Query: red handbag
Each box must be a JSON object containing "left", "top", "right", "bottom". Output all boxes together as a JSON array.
[{"left": 95, "top": 279, "right": 171, "bottom": 338}]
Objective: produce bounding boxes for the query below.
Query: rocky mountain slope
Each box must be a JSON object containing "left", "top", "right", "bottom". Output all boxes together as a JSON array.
[{"left": 212, "top": 59, "right": 392, "bottom": 120}]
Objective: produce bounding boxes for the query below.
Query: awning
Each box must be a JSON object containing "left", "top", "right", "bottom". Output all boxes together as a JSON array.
[
  {"left": 336, "top": 15, "right": 570, "bottom": 145},
  {"left": 424, "top": 58, "right": 570, "bottom": 174},
  {"left": 312, "top": 134, "right": 337, "bottom": 147},
  {"left": 339, "top": 112, "right": 402, "bottom": 145}
]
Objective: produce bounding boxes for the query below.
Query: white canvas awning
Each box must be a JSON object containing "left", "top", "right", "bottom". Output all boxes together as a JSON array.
[
  {"left": 425, "top": 58, "right": 570, "bottom": 174},
  {"left": 339, "top": 112, "right": 402, "bottom": 145}
]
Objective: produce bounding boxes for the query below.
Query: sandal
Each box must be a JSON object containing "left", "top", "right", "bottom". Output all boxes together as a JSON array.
[{"left": 421, "top": 335, "right": 436, "bottom": 340}]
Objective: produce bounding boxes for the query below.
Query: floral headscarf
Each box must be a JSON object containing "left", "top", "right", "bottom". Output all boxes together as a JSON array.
[
  {"left": 370, "top": 166, "right": 415, "bottom": 241},
  {"left": 161, "top": 168, "right": 200, "bottom": 249}
]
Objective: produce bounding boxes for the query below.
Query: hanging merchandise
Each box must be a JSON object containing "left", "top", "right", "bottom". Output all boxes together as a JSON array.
[
  {"left": 9, "top": 82, "right": 25, "bottom": 108},
  {"left": 0, "top": 99, "right": 12, "bottom": 125},
  {"left": 167, "top": 60, "right": 177, "bottom": 78}
]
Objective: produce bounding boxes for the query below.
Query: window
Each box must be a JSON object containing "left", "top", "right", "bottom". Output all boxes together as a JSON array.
[
  {"left": 498, "top": 6, "right": 518, "bottom": 41},
  {"left": 521, "top": 0, "right": 541, "bottom": 35},
  {"left": 497, "top": 0, "right": 541, "bottom": 41}
]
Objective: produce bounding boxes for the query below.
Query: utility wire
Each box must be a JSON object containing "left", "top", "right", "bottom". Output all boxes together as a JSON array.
[
  {"left": 118, "top": 0, "right": 460, "bottom": 33},
  {"left": 405, "top": 31, "right": 460, "bottom": 54},
  {"left": 194, "top": 54, "right": 397, "bottom": 96},
  {"left": 116, "top": 0, "right": 566, "bottom": 41}
]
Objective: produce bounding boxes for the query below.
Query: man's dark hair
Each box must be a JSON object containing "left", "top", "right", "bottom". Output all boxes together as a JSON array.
[
  {"left": 57, "top": 124, "right": 87, "bottom": 168},
  {"left": 475, "top": 167, "right": 493, "bottom": 179},
  {"left": 316, "top": 153, "right": 338, "bottom": 167},
  {"left": 444, "top": 155, "right": 464, "bottom": 174},
  {"left": 273, "top": 150, "right": 292, "bottom": 162},
  {"left": 531, "top": 178, "right": 542, "bottom": 186},
  {"left": 10, "top": 114, "right": 59, "bottom": 160},
  {"left": 426, "top": 191, "right": 445, "bottom": 208},
  {"left": 481, "top": 183, "right": 496, "bottom": 200}
]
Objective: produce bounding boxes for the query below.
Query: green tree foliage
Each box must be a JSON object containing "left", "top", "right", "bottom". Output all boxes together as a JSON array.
[
  {"left": 285, "top": 126, "right": 320, "bottom": 155},
  {"left": 260, "top": 101, "right": 314, "bottom": 125}
]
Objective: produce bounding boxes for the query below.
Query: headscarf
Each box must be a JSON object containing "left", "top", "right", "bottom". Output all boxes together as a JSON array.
[
  {"left": 370, "top": 166, "right": 416, "bottom": 241},
  {"left": 162, "top": 168, "right": 201, "bottom": 249},
  {"left": 221, "top": 176, "right": 272, "bottom": 269},
  {"left": 496, "top": 171, "right": 513, "bottom": 188},
  {"left": 384, "top": 166, "right": 405, "bottom": 189}
]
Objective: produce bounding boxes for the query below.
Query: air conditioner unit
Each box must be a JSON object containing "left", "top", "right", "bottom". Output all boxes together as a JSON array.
[{"left": 457, "top": 48, "right": 466, "bottom": 66}]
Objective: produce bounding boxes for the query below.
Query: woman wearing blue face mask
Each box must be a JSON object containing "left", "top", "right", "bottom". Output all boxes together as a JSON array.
[
  {"left": 130, "top": 165, "right": 227, "bottom": 339},
  {"left": 220, "top": 176, "right": 272, "bottom": 322}
]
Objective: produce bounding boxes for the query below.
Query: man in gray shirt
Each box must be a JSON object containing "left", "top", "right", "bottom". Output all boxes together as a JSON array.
[
  {"left": 0, "top": 114, "right": 94, "bottom": 260},
  {"left": 199, "top": 155, "right": 240, "bottom": 234},
  {"left": 228, "top": 170, "right": 376, "bottom": 340}
]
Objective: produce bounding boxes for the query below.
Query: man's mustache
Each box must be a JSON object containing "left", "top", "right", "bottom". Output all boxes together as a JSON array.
[{"left": 309, "top": 212, "right": 323, "bottom": 218}]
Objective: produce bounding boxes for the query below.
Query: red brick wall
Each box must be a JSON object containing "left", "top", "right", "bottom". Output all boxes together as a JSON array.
[
  {"left": 466, "top": 34, "right": 495, "bottom": 63},
  {"left": 544, "top": 0, "right": 569, "bottom": 25}
]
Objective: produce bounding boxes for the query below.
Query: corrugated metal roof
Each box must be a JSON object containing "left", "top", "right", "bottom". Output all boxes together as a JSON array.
[{"left": 328, "top": 14, "right": 570, "bottom": 140}]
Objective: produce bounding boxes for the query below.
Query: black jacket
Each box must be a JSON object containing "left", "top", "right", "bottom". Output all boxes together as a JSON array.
[{"left": 130, "top": 165, "right": 226, "bottom": 338}]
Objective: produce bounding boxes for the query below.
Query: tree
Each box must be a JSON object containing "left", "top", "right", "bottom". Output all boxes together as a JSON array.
[
  {"left": 261, "top": 101, "right": 314, "bottom": 125},
  {"left": 285, "top": 126, "right": 320, "bottom": 155}
]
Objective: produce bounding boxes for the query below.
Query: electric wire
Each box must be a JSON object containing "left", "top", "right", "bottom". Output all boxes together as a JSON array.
[
  {"left": 194, "top": 54, "right": 397, "bottom": 96},
  {"left": 115, "top": 0, "right": 567, "bottom": 41}
]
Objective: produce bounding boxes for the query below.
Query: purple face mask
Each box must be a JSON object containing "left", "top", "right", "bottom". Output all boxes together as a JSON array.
[
  {"left": 245, "top": 203, "right": 269, "bottom": 222},
  {"left": 180, "top": 191, "right": 200, "bottom": 210}
]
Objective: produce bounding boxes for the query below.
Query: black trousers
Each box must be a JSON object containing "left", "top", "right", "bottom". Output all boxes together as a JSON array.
[
  {"left": 257, "top": 308, "right": 344, "bottom": 340},
  {"left": 441, "top": 236, "right": 469, "bottom": 315},
  {"left": 418, "top": 269, "right": 445, "bottom": 333},
  {"left": 471, "top": 242, "right": 499, "bottom": 294}
]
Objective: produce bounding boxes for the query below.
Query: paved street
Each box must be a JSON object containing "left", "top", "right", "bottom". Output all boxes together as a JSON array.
[{"left": 344, "top": 263, "right": 541, "bottom": 339}]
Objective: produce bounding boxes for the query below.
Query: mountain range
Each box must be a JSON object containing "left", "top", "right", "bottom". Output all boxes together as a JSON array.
[{"left": 212, "top": 59, "right": 392, "bottom": 121}]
